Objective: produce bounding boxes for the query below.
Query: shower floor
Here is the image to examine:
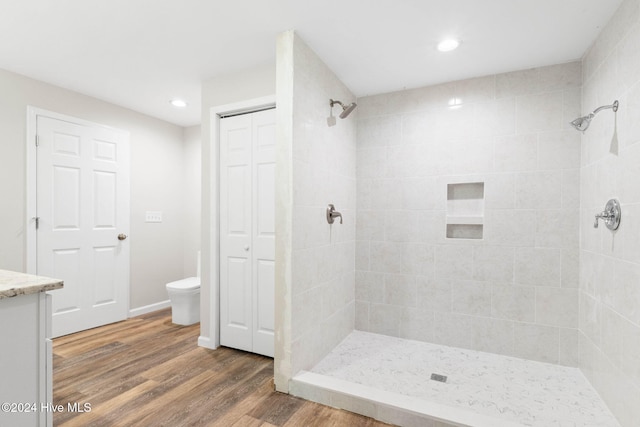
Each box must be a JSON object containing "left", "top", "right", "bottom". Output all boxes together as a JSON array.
[{"left": 290, "top": 331, "right": 620, "bottom": 427}]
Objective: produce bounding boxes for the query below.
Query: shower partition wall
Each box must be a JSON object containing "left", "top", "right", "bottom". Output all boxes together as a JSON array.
[{"left": 274, "top": 30, "right": 357, "bottom": 392}]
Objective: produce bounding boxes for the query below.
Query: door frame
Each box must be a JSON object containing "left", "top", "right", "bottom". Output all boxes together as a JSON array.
[
  {"left": 200, "top": 95, "right": 275, "bottom": 350},
  {"left": 25, "top": 107, "right": 131, "bottom": 319}
]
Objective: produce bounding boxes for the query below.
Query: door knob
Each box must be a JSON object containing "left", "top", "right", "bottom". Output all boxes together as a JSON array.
[
  {"left": 118, "top": 233, "right": 128, "bottom": 241},
  {"left": 244, "top": 246, "right": 250, "bottom": 251}
]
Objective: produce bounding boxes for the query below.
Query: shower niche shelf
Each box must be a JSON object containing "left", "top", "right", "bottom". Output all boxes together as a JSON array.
[{"left": 446, "top": 182, "right": 484, "bottom": 239}]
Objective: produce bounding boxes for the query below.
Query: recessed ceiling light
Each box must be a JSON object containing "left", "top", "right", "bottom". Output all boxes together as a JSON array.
[
  {"left": 170, "top": 99, "right": 188, "bottom": 108},
  {"left": 437, "top": 39, "right": 460, "bottom": 52}
]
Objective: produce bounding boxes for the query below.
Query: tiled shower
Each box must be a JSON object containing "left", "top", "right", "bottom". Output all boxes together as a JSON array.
[
  {"left": 355, "top": 62, "right": 581, "bottom": 365},
  {"left": 275, "top": 0, "right": 640, "bottom": 425}
]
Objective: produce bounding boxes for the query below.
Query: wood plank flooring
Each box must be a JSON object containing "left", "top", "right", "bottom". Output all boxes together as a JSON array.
[{"left": 53, "top": 309, "right": 392, "bottom": 427}]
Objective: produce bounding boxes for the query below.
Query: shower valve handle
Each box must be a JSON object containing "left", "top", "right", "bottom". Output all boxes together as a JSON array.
[
  {"left": 326, "top": 204, "right": 343, "bottom": 225},
  {"left": 593, "top": 211, "right": 612, "bottom": 228},
  {"left": 593, "top": 199, "right": 621, "bottom": 230}
]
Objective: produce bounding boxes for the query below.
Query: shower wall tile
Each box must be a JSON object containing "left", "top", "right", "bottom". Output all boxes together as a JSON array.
[
  {"left": 515, "top": 170, "right": 562, "bottom": 209},
  {"left": 484, "top": 209, "right": 537, "bottom": 247},
  {"left": 539, "top": 61, "right": 583, "bottom": 91},
  {"left": 538, "top": 130, "right": 581, "bottom": 170},
  {"left": 535, "top": 209, "right": 580, "bottom": 249},
  {"left": 622, "top": 318, "right": 640, "bottom": 389},
  {"left": 416, "top": 276, "right": 451, "bottom": 313},
  {"left": 355, "top": 300, "right": 369, "bottom": 330},
  {"left": 355, "top": 61, "right": 582, "bottom": 366},
  {"left": 286, "top": 33, "right": 357, "bottom": 379},
  {"left": 562, "top": 87, "right": 582, "bottom": 127},
  {"left": 474, "top": 98, "right": 516, "bottom": 136},
  {"left": 454, "top": 74, "right": 496, "bottom": 103},
  {"left": 384, "top": 274, "right": 417, "bottom": 307},
  {"left": 558, "top": 327, "right": 580, "bottom": 367},
  {"left": 451, "top": 280, "right": 492, "bottom": 316},
  {"left": 472, "top": 246, "right": 514, "bottom": 282},
  {"left": 513, "top": 322, "right": 559, "bottom": 364},
  {"left": 536, "top": 287, "right": 579, "bottom": 328},
  {"left": 369, "top": 303, "right": 402, "bottom": 336},
  {"left": 399, "top": 307, "right": 434, "bottom": 342},
  {"left": 435, "top": 245, "right": 474, "bottom": 279},
  {"left": 561, "top": 248, "right": 580, "bottom": 288},
  {"left": 562, "top": 169, "right": 581, "bottom": 209},
  {"left": 514, "top": 247, "right": 562, "bottom": 286},
  {"left": 494, "top": 133, "right": 538, "bottom": 172},
  {"left": 356, "top": 115, "right": 401, "bottom": 148},
  {"left": 491, "top": 285, "right": 536, "bottom": 322},
  {"left": 516, "top": 92, "right": 564, "bottom": 133},
  {"left": 484, "top": 173, "right": 516, "bottom": 209},
  {"left": 495, "top": 67, "right": 541, "bottom": 98}
]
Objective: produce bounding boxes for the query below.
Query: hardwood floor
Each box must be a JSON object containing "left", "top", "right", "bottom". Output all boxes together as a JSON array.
[{"left": 53, "top": 309, "right": 391, "bottom": 426}]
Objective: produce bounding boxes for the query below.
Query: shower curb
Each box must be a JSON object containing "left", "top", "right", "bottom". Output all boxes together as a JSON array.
[{"left": 290, "top": 371, "right": 521, "bottom": 427}]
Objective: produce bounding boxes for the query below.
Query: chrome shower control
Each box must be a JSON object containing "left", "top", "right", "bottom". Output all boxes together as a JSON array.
[
  {"left": 326, "top": 204, "right": 343, "bottom": 225},
  {"left": 594, "top": 199, "right": 621, "bottom": 230}
]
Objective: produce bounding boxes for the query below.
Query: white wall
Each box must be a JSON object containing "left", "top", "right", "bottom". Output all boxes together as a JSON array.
[
  {"left": 183, "top": 125, "right": 201, "bottom": 277},
  {"left": 199, "top": 62, "right": 275, "bottom": 347},
  {"left": 579, "top": 0, "right": 640, "bottom": 425},
  {"left": 355, "top": 62, "right": 582, "bottom": 365},
  {"left": 274, "top": 31, "right": 357, "bottom": 392},
  {"left": 0, "top": 67, "right": 191, "bottom": 311}
]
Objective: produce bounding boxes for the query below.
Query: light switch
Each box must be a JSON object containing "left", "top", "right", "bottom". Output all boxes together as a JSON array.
[{"left": 145, "top": 211, "right": 162, "bottom": 223}]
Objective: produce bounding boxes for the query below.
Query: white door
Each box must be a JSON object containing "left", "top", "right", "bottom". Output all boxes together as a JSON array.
[
  {"left": 220, "top": 108, "right": 275, "bottom": 357},
  {"left": 36, "top": 114, "right": 130, "bottom": 337}
]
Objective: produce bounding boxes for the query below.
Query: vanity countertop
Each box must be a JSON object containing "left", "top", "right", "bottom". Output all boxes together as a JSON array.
[{"left": 0, "top": 269, "right": 64, "bottom": 299}]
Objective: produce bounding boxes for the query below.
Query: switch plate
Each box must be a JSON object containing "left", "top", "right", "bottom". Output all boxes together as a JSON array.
[{"left": 145, "top": 211, "right": 162, "bottom": 223}]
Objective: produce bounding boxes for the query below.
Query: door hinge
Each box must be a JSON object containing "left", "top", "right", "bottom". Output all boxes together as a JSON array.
[
  {"left": 34, "top": 217, "right": 40, "bottom": 229},
  {"left": 35, "top": 135, "right": 39, "bottom": 147}
]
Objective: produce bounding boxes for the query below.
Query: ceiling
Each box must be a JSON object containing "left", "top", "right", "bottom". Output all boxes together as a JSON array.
[{"left": 0, "top": 0, "right": 623, "bottom": 127}]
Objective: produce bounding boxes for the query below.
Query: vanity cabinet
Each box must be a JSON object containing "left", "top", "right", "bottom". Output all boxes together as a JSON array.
[{"left": 0, "top": 270, "right": 63, "bottom": 427}]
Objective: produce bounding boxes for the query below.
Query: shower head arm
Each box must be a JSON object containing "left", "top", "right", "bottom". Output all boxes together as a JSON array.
[
  {"left": 592, "top": 100, "right": 619, "bottom": 115},
  {"left": 329, "top": 99, "right": 344, "bottom": 108}
]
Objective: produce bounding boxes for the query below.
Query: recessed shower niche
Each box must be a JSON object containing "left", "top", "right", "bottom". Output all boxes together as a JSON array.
[{"left": 446, "top": 182, "right": 484, "bottom": 239}]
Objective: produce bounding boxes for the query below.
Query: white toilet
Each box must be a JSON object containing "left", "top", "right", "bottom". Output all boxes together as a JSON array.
[{"left": 166, "top": 252, "right": 201, "bottom": 325}]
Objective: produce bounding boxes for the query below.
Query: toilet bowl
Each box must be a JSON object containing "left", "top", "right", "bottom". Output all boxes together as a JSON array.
[{"left": 166, "top": 277, "right": 200, "bottom": 325}]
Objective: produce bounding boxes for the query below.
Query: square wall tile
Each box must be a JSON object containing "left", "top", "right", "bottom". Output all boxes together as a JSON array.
[
  {"left": 473, "top": 246, "right": 515, "bottom": 282},
  {"left": 491, "top": 285, "right": 535, "bottom": 322},
  {"left": 369, "top": 303, "right": 402, "bottom": 336},
  {"left": 535, "top": 209, "right": 579, "bottom": 249},
  {"left": 513, "top": 322, "right": 559, "bottom": 364},
  {"left": 384, "top": 274, "right": 417, "bottom": 307},
  {"left": 357, "top": 115, "right": 401, "bottom": 148},
  {"left": 451, "top": 280, "right": 492, "bottom": 316},
  {"left": 484, "top": 209, "right": 536, "bottom": 247},
  {"left": 435, "top": 245, "right": 474, "bottom": 279},
  {"left": 536, "top": 287, "right": 579, "bottom": 328},
  {"left": 515, "top": 247, "right": 562, "bottom": 286},
  {"left": 494, "top": 134, "right": 538, "bottom": 172},
  {"left": 538, "top": 130, "right": 581, "bottom": 170},
  {"left": 399, "top": 307, "right": 435, "bottom": 342},
  {"left": 558, "top": 328, "right": 579, "bottom": 367},
  {"left": 417, "top": 276, "right": 452, "bottom": 313},
  {"left": 515, "top": 170, "right": 562, "bottom": 209},
  {"left": 516, "top": 91, "right": 564, "bottom": 133}
]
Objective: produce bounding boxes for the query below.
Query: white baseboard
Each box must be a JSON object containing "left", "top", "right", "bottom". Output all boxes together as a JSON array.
[
  {"left": 198, "top": 335, "right": 218, "bottom": 349},
  {"left": 129, "top": 300, "right": 171, "bottom": 318}
]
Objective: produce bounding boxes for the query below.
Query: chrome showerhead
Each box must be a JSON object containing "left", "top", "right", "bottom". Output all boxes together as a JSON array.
[
  {"left": 570, "top": 100, "right": 618, "bottom": 132},
  {"left": 329, "top": 99, "right": 357, "bottom": 119},
  {"left": 570, "top": 114, "right": 594, "bottom": 132}
]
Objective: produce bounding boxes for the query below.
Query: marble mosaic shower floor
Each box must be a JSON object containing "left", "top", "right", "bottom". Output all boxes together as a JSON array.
[{"left": 302, "top": 331, "right": 620, "bottom": 427}]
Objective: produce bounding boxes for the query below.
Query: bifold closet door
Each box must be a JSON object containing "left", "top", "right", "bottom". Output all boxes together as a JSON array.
[{"left": 219, "top": 108, "right": 275, "bottom": 358}]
